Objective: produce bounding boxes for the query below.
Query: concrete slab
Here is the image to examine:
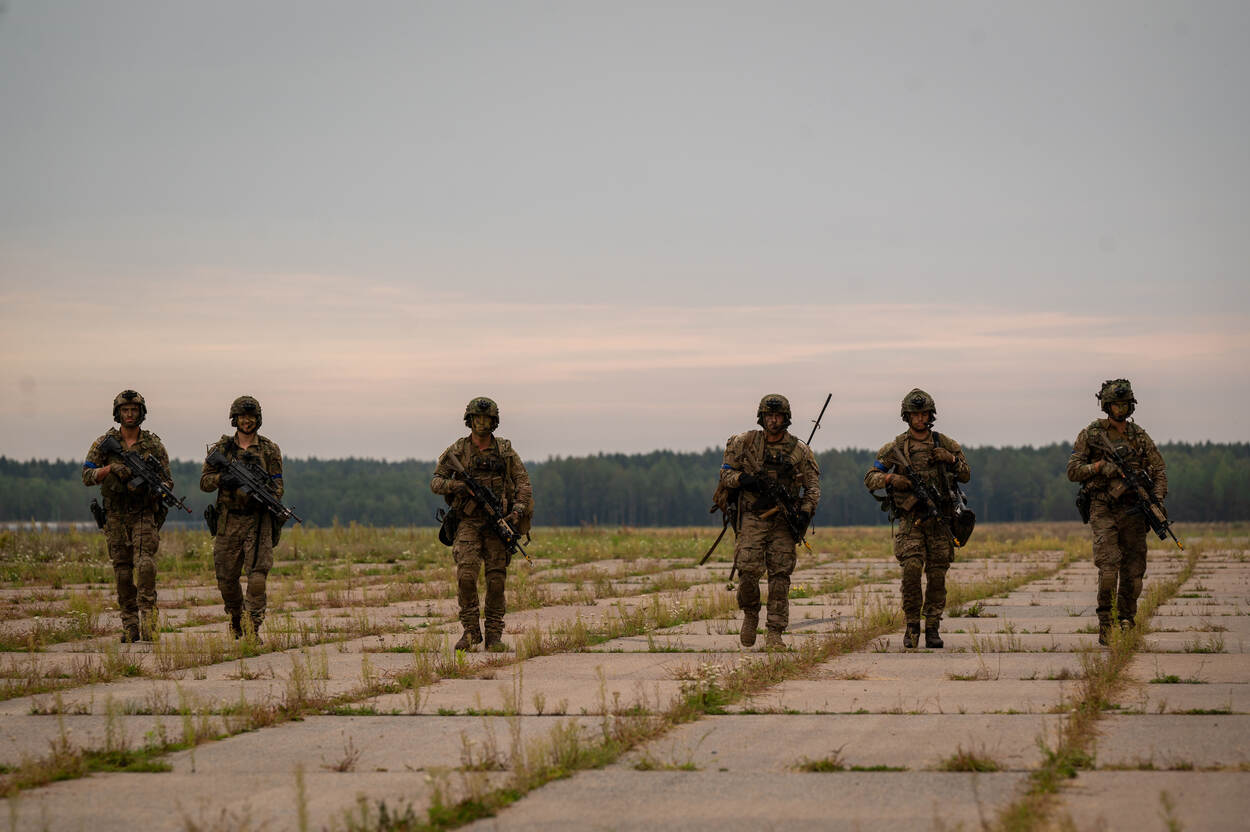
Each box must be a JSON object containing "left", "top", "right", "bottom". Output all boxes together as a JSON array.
[
  {"left": 1127, "top": 653, "right": 1250, "bottom": 684},
  {"left": 732, "top": 679, "right": 1071, "bottom": 714},
  {"left": 624, "top": 714, "right": 1062, "bottom": 772},
  {"left": 462, "top": 770, "right": 1029, "bottom": 831},
  {"left": 816, "top": 652, "right": 1089, "bottom": 682},
  {"left": 1057, "top": 772, "right": 1250, "bottom": 831},
  {"left": 1094, "top": 715, "right": 1250, "bottom": 768}
]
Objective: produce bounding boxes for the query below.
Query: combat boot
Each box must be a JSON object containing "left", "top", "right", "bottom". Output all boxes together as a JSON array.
[
  {"left": 250, "top": 618, "right": 264, "bottom": 647},
  {"left": 120, "top": 622, "right": 141, "bottom": 644},
  {"left": 1098, "top": 624, "right": 1111, "bottom": 646},
  {"left": 483, "top": 634, "right": 509, "bottom": 653},
  {"left": 763, "top": 630, "right": 787, "bottom": 651},
  {"left": 454, "top": 626, "right": 482, "bottom": 652},
  {"left": 229, "top": 613, "right": 244, "bottom": 639},
  {"left": 739, "top": 611, "right": 759, "bottom": 647},
  {"left": 924, "top": 620, "right": 943, "bottom": 649},
  {"left": 903, "top": 622, "right": 921, "bottom": 649}
]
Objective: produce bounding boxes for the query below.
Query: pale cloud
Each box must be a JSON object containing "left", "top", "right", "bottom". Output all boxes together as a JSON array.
[{"left": 2, "top": 271, "right": 1245, "bottom": 461}]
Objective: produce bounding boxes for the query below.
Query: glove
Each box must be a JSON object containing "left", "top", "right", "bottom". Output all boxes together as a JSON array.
[
  {"left": 219, "top": 470, "right": 241, "bottom": 489},
  {"left": 933, "top": 448, "right": 957, "bottom": 465},
  {"left": 737, "top": 472, "right": 760, "bottom": 491},
  {"left": 504, "top": 510, "right": 520, "bottom": 528},
  {"left": 448, "top": 479, "right": 468, "bottom": 494},
  {"left": 889, "top": 473, "right": 912, "bottom": 491},
  {"left": 1099, "top": 460, "right": 1121, "bottom": 479},
  {"left": 794, "top": 510, "right": 811, "bottom": 536}
]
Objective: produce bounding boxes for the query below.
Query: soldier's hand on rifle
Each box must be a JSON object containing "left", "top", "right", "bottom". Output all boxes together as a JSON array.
[
  {"left": 505, "top": 510, "right": 520, "bottom": 528},
  {"left": 795, "top": 510, "right": 811, "bottom": 536},
  {"left": 1096, "top": 460, "right": 1120, "bottom": 479},
  {"left": 737, "top": 472, "right": 761, "bottom": 491},
  {"left": 887, "top": 473, "right": 912, "bottom": 491},
  {"left": 933, "top": 448, "right": 957, "bottom": 464},
  {"left": 219, "top": 470, "right": 241, "bottom": 489},
  {"left": 447, "top": 475, "right": 468, "bottom": 494},
  {"left": 112, "top": 463, "right": 132, "bottom": 482}
]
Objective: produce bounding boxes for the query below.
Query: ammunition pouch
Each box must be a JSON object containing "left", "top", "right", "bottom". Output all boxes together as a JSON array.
[
  {"left": 1106, "top": 479, "right": 1129, "bottom": 501},
  {"left": 204, "top": 503, "right": 219, "bottom": 537},
  {"left": 90, "top": 498, "right": 107, "bottom": 530},
  {"left": 1075, "top": 485, "right": 1092, "bottom": 525},
  {"left": 436, "top": 507, "right": 461, "bottom": 547}
]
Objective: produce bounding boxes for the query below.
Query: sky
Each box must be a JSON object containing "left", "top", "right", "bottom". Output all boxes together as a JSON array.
[{"left": 1, "top": 1, "right": 1247, "bottom": 462}]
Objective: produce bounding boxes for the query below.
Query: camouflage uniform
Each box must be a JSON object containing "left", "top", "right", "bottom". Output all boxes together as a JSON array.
[
  {"left": 200, "top": 433, "right": 284, "bottom": 632},
  {"left": 1066, "top": 388, "right": 1167, "bottom": 635},
  {"left": 431, "top": 433, "right": 532, "bottom": 646},
  {"left": 720, "top": 400, "right": 821, "bottom": 643},
  {"left": 83, "top": 425, "right": 171, "bottom": 639},
  {"left": 864, "top": 390, "right": 970, "bottom": 648}
]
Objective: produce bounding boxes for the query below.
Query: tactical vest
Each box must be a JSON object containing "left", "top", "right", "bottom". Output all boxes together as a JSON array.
[
  {"left": 889, "top": 432, "right": 956, "bottom": 515},
  {"left": 761, "top": 435, "right": 801, "bottom": 498},
  {"left": 213, "top": 434, "right": 281, "bottom": 511},
  {"left": 1084, "top": 421, "right": 1151, "bottom": 500},
  {"left": 96, "top": 429, "right": 166, "bottom": 512}
]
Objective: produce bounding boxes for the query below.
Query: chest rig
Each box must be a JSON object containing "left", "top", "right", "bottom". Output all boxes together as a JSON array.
[
  {"left": 469, "top": 444, "right": 508, "bottom": 495},
  {"left": 761, "top": 436, "right": 800, "bottom": 497}
]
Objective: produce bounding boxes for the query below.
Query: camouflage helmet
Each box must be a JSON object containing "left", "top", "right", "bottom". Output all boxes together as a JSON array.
[
  {"left": 112, "top": 389, "right": 147, "bottom": 424},
  {"left": 1096, "top": 378, "right": 1136, "bottom": 417},
  {"left": 229, "top": 395, "right": 263, "bottom": 429},
  {"left": 756, "top": 394, "right": 792, "bottom": 429},
  {"left": 900, "top": 388, "right": 937, "bottom": 427},
  {"left": 464, "top": 396, "right": 500, "bottom": 430}
]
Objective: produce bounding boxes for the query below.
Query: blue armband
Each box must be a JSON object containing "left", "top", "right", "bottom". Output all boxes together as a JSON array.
[
  {"left": 83, "top": 461, "right": 99, "bottom": 469},
  {"left": 873, "top": 460, "right": 889, "bottom": 472},
  {"left": 271, "top": 473, "right": 282, "bottom": 480}
]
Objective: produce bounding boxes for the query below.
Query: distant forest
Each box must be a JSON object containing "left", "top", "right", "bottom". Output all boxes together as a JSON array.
[{"left": 3, "top": 443, "right": 1248, "bottom": 527}]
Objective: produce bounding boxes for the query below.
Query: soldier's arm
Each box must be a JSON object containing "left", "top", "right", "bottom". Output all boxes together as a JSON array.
[
  {"left": 1142, "top": 433, "right": 1167, "bottom": 501},
  {"left": 799, "top": 448, "right": 821, "bottom": 514},
  {"left": 154, "top": 441, "right": 173, "bottom": 487},
  {"left": 430, "top": 447, "right": 460, "bottom": 495},
  {"left": 509, "top": 450, "right": 533, "bottom": 516},
  {"left": 200, "top": 444, "right": 222, "bottom": 493},
  {"left": 1066, "top": 429, "right": 1097, "bottom": 483},
  {"left": 719, "top": 436, "right": 749, "bottom": 488},
  {"left": 82, "top": 439, "right": 106, "bottom": 487},
  {"left": 268, "top": 442, "right": 285, "bottom": 500},
  {"left": 950, "top": 441, "right": 971, "bottom": 484},
  {"left": 864, "top": 443, "right": 894, "bottom": 491}
]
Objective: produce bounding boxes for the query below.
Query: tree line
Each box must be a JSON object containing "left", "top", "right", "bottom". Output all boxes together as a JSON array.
[{"left": 2, "top": 442, "right": 1248, "bottom": 527}]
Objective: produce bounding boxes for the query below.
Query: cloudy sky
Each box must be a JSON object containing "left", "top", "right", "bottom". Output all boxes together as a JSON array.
[{"left": 1, "top": 1, "right": 1246, "bottom": 462}]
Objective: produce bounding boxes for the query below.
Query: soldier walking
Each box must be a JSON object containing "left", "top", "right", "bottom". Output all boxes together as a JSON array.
[
  {"left": 720, "top": 395, "right": 821, "bottom": 650},
  {"left": 82, "top": 390, "right": 172, "bottom": 642},
  {"left": 1066, "top": 379, "right": 1168, "bottom": 645},
  {"left": 431, "top": 397, "right": 533, "bottom": 652},
  {"left": 200, "top": 396, "right": 284, "bottom": 643},
  {"left": 864, "top": 389, "right": 970, "bottom": 649}
]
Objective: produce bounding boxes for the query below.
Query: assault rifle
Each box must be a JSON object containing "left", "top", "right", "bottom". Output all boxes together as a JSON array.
[
  {"left": 890, "top": 450, "right": 944, "bottom": 523},
  {"left": 444, "top": 452, "right": 532, "bottom": 566},
  {"left": 98, "top": 436, "right": 192, "bottom": 515},
  {"left": 755, "top": 477, "right": 814, "bottom": 554},
  {"left": 1094, "top": 434, "right": 1183, "bottom": 550},
  {"left": 206, "top": 450, "right": 303, "bottom": 525}
]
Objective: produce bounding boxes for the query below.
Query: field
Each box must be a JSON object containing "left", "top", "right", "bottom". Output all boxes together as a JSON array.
[{"left": 0, "top": 522, "right": 1247, "bottom": 831}]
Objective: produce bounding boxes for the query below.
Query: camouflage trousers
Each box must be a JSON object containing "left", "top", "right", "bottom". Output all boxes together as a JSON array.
[
  {"left": 452, "top": 515, "right": 509, "bottom": 638},
  {"left": 213, "top": 509, "right": 275, "bottom": 625},
  {"left": 894, "top": 515, "right": 954, "bottom": 624},
  {"left": 104, "top": 509, "right": 159, "bottom": 629},
  {"left": 1089, "top": 498, "right": 1148, "bottom": 626},
  {"left": 734, "top": 511, "right": 798, "bottom": 633}
]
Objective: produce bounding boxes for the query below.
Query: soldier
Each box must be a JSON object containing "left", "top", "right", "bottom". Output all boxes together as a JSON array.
[
  {"left": 200, "top": 396, "right": 284, "bottom": 643},
  {"left": 864, "top": 389, "right": 970, "bottom": 649},
  {"left": 431, "top": 397, "right": 533, "bottom": 652},
  {"left": 1066, "top": 379, "right": 1167, "bottom": 645},
  {"left": 82, "top": 390, "right": 172, "bottom": 642},
  {"left": 719, "top": 395, "right": 821, "bottom": 650}
]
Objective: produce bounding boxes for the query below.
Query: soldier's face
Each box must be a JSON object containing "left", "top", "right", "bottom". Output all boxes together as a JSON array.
[
  {"left": 762, "top": 412, "right": 785, "bottom": 434},
  {"left": 471, "top": 414, "right": 494, "bottom": 436},
  {"left": 907, "top": 411, "right": 931, "bottom": 431},
  {"left": 236, "top": 414, "right": 258, "bottom": 434},
  {"left": 118, "top": 404, "right": 141, "bottom": 426},
  {"left": 1108, "top": 402, "right": 1131, "bottom": 420}
]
